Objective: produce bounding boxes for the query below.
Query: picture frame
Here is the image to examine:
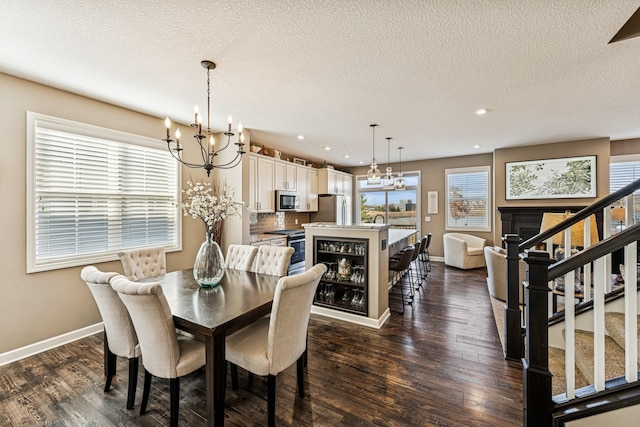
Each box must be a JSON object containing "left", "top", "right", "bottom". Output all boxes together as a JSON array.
[
  {"left": 505, "top": 155, "right": 596, "bottom": 200},
  {"left": 293, "top": 157, "right": 306, "bottom": 165},
  {"left": 427, "top": 191, "right": 438, "bottom": 214}
]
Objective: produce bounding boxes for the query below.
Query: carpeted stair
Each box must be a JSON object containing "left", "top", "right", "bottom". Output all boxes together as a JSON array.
[{"left": 550, "top": 312, "right": 640, "bottom": 396}]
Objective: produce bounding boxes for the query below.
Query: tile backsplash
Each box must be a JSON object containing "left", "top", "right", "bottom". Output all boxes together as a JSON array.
[{"left": 250, "top": 212, "right": 310, "bottom": 234}]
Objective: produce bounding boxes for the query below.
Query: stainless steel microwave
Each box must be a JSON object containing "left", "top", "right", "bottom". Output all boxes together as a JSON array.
[{"left": 276, "top": 190, "right": 300, "bottom": 211}]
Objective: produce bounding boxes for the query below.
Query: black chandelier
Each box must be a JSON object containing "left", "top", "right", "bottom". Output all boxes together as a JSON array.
[{"left": 163, "top": 60, "right": 245, "bottom": 176}]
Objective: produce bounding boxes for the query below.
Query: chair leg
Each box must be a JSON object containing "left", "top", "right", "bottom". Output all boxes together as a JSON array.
[
  {"left": 267, "top": 375, "right": 276, "bottom": 427},
  {"left": 230, "top": 363, "right": 239, "bottom": 390},
  {"left": 296, "top": 355, "right": 305, "bottom": 398},
  {"left": 126, "top": 357, "right": 138, "bottom": 409},
  {"left": 170, "top": 378, "right": 180, "bottom": 427},
  {"left": 104, "top": 349, "right": 117, "bottom": 392},
  {"left": 140, "top": 370, "right": 152, "bottom": 415}
]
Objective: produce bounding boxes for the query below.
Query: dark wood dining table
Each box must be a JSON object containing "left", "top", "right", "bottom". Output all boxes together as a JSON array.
[{"left": 140, "top": 268, "right": 282, "bottom": 426}]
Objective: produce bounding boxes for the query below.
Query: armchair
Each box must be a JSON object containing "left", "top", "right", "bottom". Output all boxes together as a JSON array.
[
  {"left": 484, "top": 246, "right": 525, "bottom": 303},
  {"left": 443, "top": 233, "right": 486, "bottom": 270}
]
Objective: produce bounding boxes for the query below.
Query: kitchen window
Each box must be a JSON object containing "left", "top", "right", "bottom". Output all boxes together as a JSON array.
[
  {"left": 445, "top": 166, "right": 491, "bottom": 232},
  {"left": 26, "top": 112, "right": 180, "bottom": 273},
  {"left": 610, "top": 155, "right": 640, "bottom": 225},
  {"left": 356, "top": 172, "right": 420, "bottom": 234}
]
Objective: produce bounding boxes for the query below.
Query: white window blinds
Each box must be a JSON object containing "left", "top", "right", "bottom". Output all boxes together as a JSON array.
[
  {"left": 27, "top": 112, "right": 180, "bottom": 272},
  {"left": 445, "top": 166, "right": 491, "bottom": 232}
]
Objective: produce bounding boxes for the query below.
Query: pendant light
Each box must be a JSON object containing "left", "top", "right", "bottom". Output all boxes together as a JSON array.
[
  {"left": 395, "top": 146, "right": 406, "bottom": 190},
  {"left": 381, "top": 137, "right": 396, "bottom": 190},
  {"left": 366, "top": 124, "right": 381, "bottom": 185}
]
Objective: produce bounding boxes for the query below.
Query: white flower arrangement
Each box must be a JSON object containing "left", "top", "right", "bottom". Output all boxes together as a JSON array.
[{"left": 180, "top": 180, "right": 244, "bottom": 237}]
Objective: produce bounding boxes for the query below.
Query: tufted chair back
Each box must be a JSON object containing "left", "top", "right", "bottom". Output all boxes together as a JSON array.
[
  {"left": 110, "top": 274, "right": 205, "bottom": 379},
  {"left": 117, "top": 246, "right": 166, "bottom": 281},
  {"left": 251, "top": 246, "right": 294, "bottom": 276},
  {"left": 225, "top": 244, "right": 259, "bottom": 271}
]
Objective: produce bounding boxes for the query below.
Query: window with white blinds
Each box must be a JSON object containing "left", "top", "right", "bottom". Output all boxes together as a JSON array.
[
  {"left": 445, "top": 166, "right": 491, "bottom": 232},
  {"left": 27, "top": 112, "right": 180, "bottom": 273},
  {"left": 610, "top": 155, "right": 640, "bottom": 225}
]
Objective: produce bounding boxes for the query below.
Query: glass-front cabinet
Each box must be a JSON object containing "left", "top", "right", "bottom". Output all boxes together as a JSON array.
[{"left": 313, "top": 237, "right": 368, "bottom": 316}]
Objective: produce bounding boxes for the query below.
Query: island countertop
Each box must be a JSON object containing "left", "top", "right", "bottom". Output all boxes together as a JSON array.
[
  {"left": 388, "top": 228, "right": 418, "bottom": 245},
  {"left": 303, "top": 222, "right": 389, "bottom": 231}
]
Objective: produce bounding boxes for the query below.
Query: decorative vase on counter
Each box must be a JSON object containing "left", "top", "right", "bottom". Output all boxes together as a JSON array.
[{"left": 193, "top": 232, "right": 225, "bottom": 287}]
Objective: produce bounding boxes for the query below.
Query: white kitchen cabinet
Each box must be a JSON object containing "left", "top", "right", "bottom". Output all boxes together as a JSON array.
[
  {"left": 248, "top": 154, "right": 275, "bottom": 212},
  {"left": 296, "top": 166, "right": 319, "bottom": 212},
  {"left": 307, "top": 169, "right": 319, "bottom": 211},
  {"left": 318, "top": 168, "right": 352, "bottom": 196},
  {"left": 274, "top": 160, "right": 297, "bottom": 191}
]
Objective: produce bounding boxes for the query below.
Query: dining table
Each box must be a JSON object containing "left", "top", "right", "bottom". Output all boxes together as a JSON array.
[{"left": 138, "top": 268, "right": 282, "bottom": 426}]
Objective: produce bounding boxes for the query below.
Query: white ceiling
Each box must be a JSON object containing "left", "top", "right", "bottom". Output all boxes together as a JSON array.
[{"left": 1, "top": 1, "right": 640, "bottom": 167}]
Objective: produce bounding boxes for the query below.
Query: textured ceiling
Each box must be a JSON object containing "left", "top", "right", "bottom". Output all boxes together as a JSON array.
[{"left": 1, "top": 1, "right": 640, "bottom": 167}]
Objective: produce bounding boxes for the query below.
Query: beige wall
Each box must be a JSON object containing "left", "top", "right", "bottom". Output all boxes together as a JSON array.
[
  {"left": 0, "top": 73, "right": 204, "bottom": 354},
  {"left": 611, "top": 138, "right": 640, "bottom": 156}
]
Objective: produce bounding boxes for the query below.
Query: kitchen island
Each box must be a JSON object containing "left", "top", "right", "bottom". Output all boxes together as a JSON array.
[{"left": 303, "top": 223, "right": 417, "bottom": 328}]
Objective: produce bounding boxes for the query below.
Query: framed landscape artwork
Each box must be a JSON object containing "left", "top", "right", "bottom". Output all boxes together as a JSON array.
[{"left": 505, "top": 155, "right": 597, "bottom": 200}]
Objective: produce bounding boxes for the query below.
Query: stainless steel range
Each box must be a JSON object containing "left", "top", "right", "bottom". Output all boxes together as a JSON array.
[{"left": 264, "top": 229, "right": 305, "bottom": 274}]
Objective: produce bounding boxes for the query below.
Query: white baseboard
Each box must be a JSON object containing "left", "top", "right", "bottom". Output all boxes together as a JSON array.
[
  {"left": 0, "top": 323, "right": 103, "bottom": 367},
  {"left": 311, "top": 306, "right": 390, "bottom": 329}
]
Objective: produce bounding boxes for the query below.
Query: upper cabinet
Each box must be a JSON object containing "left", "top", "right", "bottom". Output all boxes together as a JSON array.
[
  {"left": 297, "top": 166, "right": 318, "bottom": 212},
  {"left": 248, "top": 155, "right": 275, "bottom": 212},
  {"left": 318, "top": 168, "right": 353, "bottom": 196},
  {"left": 274, "top": 160, "right": 297, "bottom": 191}
]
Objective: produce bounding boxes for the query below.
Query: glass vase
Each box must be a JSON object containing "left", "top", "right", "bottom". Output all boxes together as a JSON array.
[{"left": 193, "top": 232, "right": 225, "bottom": 287}]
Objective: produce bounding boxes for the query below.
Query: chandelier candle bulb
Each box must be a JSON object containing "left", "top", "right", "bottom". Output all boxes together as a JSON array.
[
  {"left": 165, "top": 117, "right": 171, "bottom": 138},
  {"left": 194, "top": 105, "right": 199, "bottom": 123},
  {"left": 175, "top": 128, "right": 181, "bottom": 148},
  {"left": 227, "top": 115, "right": 232, "bottom": 132}
]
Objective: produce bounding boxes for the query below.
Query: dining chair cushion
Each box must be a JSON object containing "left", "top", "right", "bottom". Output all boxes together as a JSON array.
[
  {"left": 110, "top": 275, "right": 205, "bottom": 378},
  {"left": 251, "top": 246, "right": 295, "bottom": 276},
  {"left": 81, "top": 266, "right": 140, "bottom": 359},
  {"left": 117, "top": 246, "right": 166, "bottom": 281},
  {"left": 226, "top": 263, "right": 326, "bottom": 376},
  {"left": 225, "top": 244, "right": 259, "bottom": 271}
]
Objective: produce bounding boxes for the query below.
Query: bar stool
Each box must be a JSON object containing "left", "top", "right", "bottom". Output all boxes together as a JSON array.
[
  {"left": 388, "top": 246, "right": 415, "bottom": 314},
  {"left": 421, "top": 233, "right": 432, "bottom": 278}
]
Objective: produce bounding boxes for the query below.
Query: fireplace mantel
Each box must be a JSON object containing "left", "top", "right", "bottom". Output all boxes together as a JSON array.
[{"left": 497, "top": 206, "right": 602, "bottom": 243}]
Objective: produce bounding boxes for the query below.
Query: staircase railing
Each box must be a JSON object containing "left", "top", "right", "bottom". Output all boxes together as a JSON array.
[{"left": 503, "top": 178, "right": 640, "bottom": 426}]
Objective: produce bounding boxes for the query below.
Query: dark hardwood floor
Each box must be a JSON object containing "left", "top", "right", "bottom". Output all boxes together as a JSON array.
[{"left": 0, "top": 262, "right": 523, "bottom": 426}]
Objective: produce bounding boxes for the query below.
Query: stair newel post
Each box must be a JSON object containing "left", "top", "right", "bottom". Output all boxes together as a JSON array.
[
  {"left": 522, "top": 250, "right": 554, "bottom": 427},
  {"left": 504, "top": 233, "right": 523, "bottom": 361}
]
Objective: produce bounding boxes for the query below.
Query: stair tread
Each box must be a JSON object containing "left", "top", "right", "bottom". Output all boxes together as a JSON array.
[
  {"left": 574, "top": 329, "right": 632, "bottom": 384},
  {"left": 605, "top": 312, "right": 640, "bottom": 354},
  {"left": 550, "top": 346, "right": 590, "bottom": 396}
]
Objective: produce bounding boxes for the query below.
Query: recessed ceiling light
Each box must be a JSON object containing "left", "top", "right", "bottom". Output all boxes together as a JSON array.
[
  {"left": 344, "top": 155, "right": 350, "bottom": 158},
  {"left": 359, "top": 161, "right": 364, "bottom": 164},
  {"left": 473, "top": 144, "right": 481, "bottom": 149},
  {"left": 475, "top": 108, "right": 488, "bottom": 115},
  {"left": 324, "top": 146, "right": 331, "bottom": 151},
  {"left": 297, "top": 135, "right": 305, "bottom": 140}
]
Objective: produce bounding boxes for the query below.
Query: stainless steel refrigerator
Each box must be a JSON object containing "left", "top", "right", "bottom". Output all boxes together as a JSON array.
[{"left": 310, "top": 194, "right": 352, "bottom": 225}]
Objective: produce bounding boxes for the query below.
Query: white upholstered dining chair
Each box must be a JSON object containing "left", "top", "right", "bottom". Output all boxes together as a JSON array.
[
  {"left": 225, "top": 244, "right": 259, "bottom": 271},
  {"left": 116, "top": 246, "right": 166, "bottom": 281},
  {"left": 80, "top": 265, "right": 141, "bottom": 409},
  {"left": 110, "top": 275, "right": 206, "bottom": 427},
  {"left": 251, "top": 246, "right": 295, "bottom": 276},
  {"left": 226, "top": 263, "right": 326, "bottom": 427}
]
